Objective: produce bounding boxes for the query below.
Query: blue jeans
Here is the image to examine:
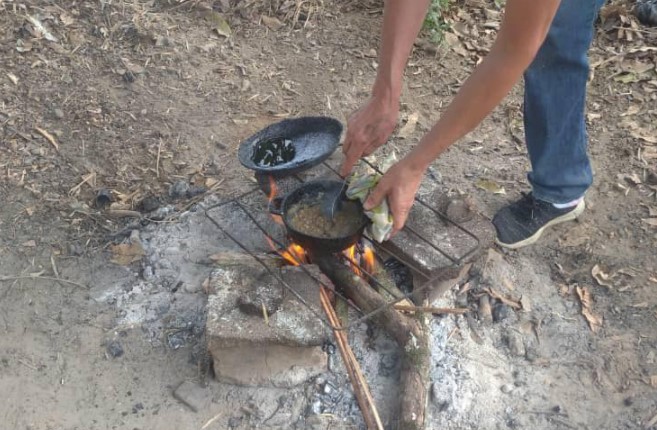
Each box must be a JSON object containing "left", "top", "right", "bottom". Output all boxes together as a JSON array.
[{"left": 523, "top": 0, "right": 606, "bottom": 204}]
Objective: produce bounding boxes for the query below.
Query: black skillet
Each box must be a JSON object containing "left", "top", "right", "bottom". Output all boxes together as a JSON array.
[
  {"left": 238, "top": 116, "right": 343, "bottom": 178},
  {"left": 268, "top": 180, "right": 370, "bottom": 254}
]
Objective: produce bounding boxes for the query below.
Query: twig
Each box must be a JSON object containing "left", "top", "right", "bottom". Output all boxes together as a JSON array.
[
  {"left": 34, "top": 126, "right": 60, "bottom": 151},
  {"left": 201, "top": 411, "right": 224, "bottom": 430},
  {"left": 156, "top": 138, "right": 163, "bottom": 178},
  {"left": 394, "top": 304, "right": 469, "bottom": 315},
  {"left": 319, "top": 287, "right": 384, "bottom": 430},
  {"left": 0, "top": 275, "right": 87, "bottom": 289}
]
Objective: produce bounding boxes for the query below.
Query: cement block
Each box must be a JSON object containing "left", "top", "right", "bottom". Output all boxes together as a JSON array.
[
  {"left": 206, "top": 257, "right": 329, "bottom": 387},
  {"left": 381, "top": 191, "right": 494, "bottom": 280}
]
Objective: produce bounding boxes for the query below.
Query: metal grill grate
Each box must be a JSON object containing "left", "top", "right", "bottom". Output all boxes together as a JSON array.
[{"left": 203, "top": 158, "right": 481, "bottom": 330}]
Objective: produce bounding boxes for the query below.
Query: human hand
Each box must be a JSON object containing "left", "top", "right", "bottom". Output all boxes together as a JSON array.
[
  {"left": 363, "top": 156, "right": 427, "bottom": 236},
  {"left": 339, "top": 95, "right": 399, "bottom": 177}
]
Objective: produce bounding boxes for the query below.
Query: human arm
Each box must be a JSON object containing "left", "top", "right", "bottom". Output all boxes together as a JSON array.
[
  {"left": 339, "top": 0, "right": 431, "bottom": 177},
  {"left": 364, "top": 0, "right": 562, "bottom": 233}
]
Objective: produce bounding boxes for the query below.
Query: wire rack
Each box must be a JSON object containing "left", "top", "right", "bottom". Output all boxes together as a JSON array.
[{"left": 203, "top": 158, "right": 481, "bottom": 330}]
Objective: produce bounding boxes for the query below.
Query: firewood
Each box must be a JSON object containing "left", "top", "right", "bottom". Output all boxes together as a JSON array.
[{"left": 314, "top": 253, "right": 430, "bottom": 430}]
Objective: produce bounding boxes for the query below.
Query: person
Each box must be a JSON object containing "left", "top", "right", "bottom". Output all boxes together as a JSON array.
[{"left": 339, "top": 0, "right": 606, "bottom": 249}]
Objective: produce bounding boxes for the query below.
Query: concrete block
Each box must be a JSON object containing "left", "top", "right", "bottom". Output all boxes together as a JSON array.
[{"left": 206, "top": 257, "right": 329, "bottom": 387}]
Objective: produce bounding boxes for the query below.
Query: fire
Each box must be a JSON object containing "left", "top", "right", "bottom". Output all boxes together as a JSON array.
[
  {"left": 265, "top": 236, "right": 308, "bottom": 266},
  {"left": 343, "top": 244, "right": 360, "bottom": 275},
  {"left": 266, "top": 175, "right": 278, "bottom": 204},
  {"left": 362, "top": 246, "right": 376, "bottom": 274},
  {"left": 266, "top": 175, "right": 284, "bottom": 225}
]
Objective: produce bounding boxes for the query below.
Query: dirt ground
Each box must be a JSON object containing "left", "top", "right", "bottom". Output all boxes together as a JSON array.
[{"left": 1, "top": 0, "right": 656, "bottom": 429}]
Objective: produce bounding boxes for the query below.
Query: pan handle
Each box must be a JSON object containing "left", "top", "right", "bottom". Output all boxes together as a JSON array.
[{"left": 268, "top": 197, "right": 284, "bottom": 216}]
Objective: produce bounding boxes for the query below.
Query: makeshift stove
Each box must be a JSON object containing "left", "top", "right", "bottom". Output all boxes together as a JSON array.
[
  {"left": 200, "top": 116, "right": 492, "bottom": 429},
  {"left": 204, "top": 157, "right": 483, "bottom": 331}
]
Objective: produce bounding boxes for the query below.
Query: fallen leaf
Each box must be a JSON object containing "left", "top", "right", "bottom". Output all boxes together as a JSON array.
[
  {"left": 632, "top": 129, "right": 657, "bottom": 144},
  {"left": 21, "top": 240, "right": 36, "bottom": 247},
  {"left": 27, "top": 15, "right": 58, "bottom": 42},
  {"left": 475, "top": 178, "right": 506, "bottom": 194},
  {"left": 398, "top": 112, "right": 419, "bottom": 139},
  {"left": 34, "top": 127, "right": 60, "bottom": 151},
  {"left": 614, "top": 72, "right": 638, "bottom": 84},
  {"left": 205, "top": 11, "right": 231, "bottom": 37},
  {"left": 110, "top": 242, "right": 145, "bottom": 265},
  {"left": 632, "top": 302, "right": 649, "bottom": 308},
  {"left": 592, "top": 264, "right": 614, "bottom": 288},
  {"left": 619, "top": 172, "right": 642, "bottom": 185},
  {"left": 642, "top": 218, "right": 657, "bottom": 227},
  {"left": 576, "top": 285, "right": 603, "bottom": 332},
  {"left": 651, "top": 375, "right": 657, "bottom": 389},
  {"left": 621, "top": 105, "right": 641, "bottom": 116},
  {"left": 261, "top": 15, "right": 284, "bottom": 31},
  {"left": 6, "top": 73, "right": 18, "bottom": 85}
]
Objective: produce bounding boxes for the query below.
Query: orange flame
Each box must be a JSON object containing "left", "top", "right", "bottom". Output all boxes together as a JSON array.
[
  {"left": 343, "top": 244, "right": 361, "bottom": 276},
  {"left": 362, "top": 246, "right": 376, "bottom": 274},
  {"left": 265, "top": 236, "right": 308, "bottom": 266},
  {"left": 266, "top": 175, "right": 284, "bottom": 225}
]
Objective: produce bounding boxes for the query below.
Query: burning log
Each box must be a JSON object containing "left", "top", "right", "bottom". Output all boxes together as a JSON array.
[{"left": 314, "top": 253, "right": 430, "bottom": 430}]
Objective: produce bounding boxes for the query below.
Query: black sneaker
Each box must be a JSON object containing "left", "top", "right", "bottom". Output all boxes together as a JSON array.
[{"left": 492, "top": 193, "right": 585, "bottom": 249}]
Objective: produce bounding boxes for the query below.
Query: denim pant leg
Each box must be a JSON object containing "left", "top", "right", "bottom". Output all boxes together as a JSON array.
[{"left": 523, "top": 0, "right": 606, "bottom": 204}]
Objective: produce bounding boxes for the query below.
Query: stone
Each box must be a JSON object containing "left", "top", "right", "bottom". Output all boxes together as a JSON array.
[
  {"left": 106, "top": 340, "right": 124, "bottom": 358},
  {"left": 493, "top": 303, "right": 512, "bottom": 322},
  {"left": 54, "top": 108, "right": 64, "bottom": 119},
  {"left": 500, "top": 384, "right": 514, "bottom": 394},
  {"left": 169, "top": 180, "right": 190, "bottom": 199},
  {"left": 173, "top": 381, "right": 212, "bottom": 412},
  {"left": 504, "top": 329, "right": 526, "bottom": 357},
  {"left": 382, "top": 190, "right": 494, "bottom": 280},
  {"left": 206, "top": 258, "right": 329, "bottom": 387}
]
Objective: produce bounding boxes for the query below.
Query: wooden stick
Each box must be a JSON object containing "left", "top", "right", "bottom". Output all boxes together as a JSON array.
[
  {"left": 394, "top": 304, "right": 469, "bottom": 315},
  {"left": 0, "top": 275, "right": 87, "bottom": 289},
  {"left": 319, "top": 287, "right": 384, "bottom": 430}
]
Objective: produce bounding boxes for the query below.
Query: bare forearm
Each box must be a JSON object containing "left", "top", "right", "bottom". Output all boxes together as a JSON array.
[
  {"left": 373, "top": 0, "right": 431, "bottom": 102},
  {"left": 405, "top": 0, "right": 561, "bottom": 170}
]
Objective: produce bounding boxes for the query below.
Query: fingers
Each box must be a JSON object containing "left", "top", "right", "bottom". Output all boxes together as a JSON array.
[
  {"left": 390, "top": 195, "right": 411, "bottom": 236},
  {"left": 339, "top": 149, "right": 360, "bottom": 177},
  {"left": 363, "top": 178, "right": 389, "bottom": 210}
]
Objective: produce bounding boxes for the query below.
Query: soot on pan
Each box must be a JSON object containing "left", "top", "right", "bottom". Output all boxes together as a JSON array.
[{"left": 252, "top": 137, "right": 296, "bottom": 167}]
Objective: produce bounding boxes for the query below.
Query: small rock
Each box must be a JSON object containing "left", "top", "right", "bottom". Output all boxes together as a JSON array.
[
  {"left": 68, "top": 243, "right": 84, "bottom": 256},
  {"left": 430, "top": 382, "right": 451, "bottom": 412},
  {"left": 172, "top": 381, "right": 212, "bottom": 412},
  {"left": 646, "top": 171, "right": 657, "bottom": 186},
  {"left": 310, "top": 399, "right": 322, "bottom": 415},
  {"left": 504, "top": 329, "right": 526, "bottom": 357},
  {"left": 132, "top": 402, "right": 144, "bottom": 414},
  {"left": 142, "top": 266, "right": 155, "bottom": 282},
  {"left": 107, "top": 340, "right": 124, "bottom": 358},
  {"left": 227, "top": 416, "right": 242, "bottom": 428},
  {"left": 492, "top": 303, "right": 512, "bottom": 322},
  {"left": 446, "top": 197, "right": 476, "bottom": 223},
  {"left": 139, "top": 195, "right": 161, "bottom": 212},
  {"left": 149, "top": 206, "right": 174, "bottom": 220},
  {"left": 169, "top": 180, "right": 190, "bottom": 199},
  {"left": 54, "top": 108, "right": 65, "bottom": 119},
  {"left": 187, "top": 186, "right": 207, "bottom": 198},
  {"left": 623, "top": 397, "right": 633, "bottom": 407},
  {"left": 500, "top": 384, "right": 514, "bottom": 394},
  {"left": 184, "top": 282, "right": 202, "bottom": 293}
]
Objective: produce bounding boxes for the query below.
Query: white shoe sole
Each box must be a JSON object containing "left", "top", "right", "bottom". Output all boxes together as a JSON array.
[{"left": 495, "top": 200, "right": 586, "bottom": 250}]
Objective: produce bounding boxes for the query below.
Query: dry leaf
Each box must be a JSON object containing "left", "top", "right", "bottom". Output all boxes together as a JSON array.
[
  {"left": 21, "top": 240, "right": 36, "bottom": 247},
  {"left": 642, "top": 218, "right": 657, "bottom": 227},
  {"left": 398, "top": 112, "right": 419, "bottom": 139},
  {"left": 110, "top": 242, "right": 145, "bottom": 265},
  {"left": 592, "top": 264, "right": 614, "bottom": 288},
  {"left": 6, "top": 73, "right": 18, "bottom": 85},
  {"left": 652, "top": 376, "right": 657, "bottom": 389},
  {"left": 475, "top": 178, "right": 506, "bottom": 194},
  {"left": 576, "top": 286, "right": 603, "bottom": 332},
  {"left": 261, "top": 15, "right": 283, "bottom": 31},
  {"left": 632, "top": 129, "right": 657, "bottom": 144},
  {"left": 206, "top": 12, "right": 231, "bottom": 37},
  {"left": 34, "top": 127, "right": 60, "bottom": 151}
]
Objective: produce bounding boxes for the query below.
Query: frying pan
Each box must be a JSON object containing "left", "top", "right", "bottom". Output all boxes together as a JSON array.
[
  {"left": 238, "top": 116, "right": 343, "bottom": 177},
  {"left": 268, "top": 180, "right": 369, "bottom": 254}
]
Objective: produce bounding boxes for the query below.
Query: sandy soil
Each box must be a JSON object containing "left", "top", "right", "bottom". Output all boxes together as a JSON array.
[{"left": 1, "top": 1, "right": 656, "bottom": 429}]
